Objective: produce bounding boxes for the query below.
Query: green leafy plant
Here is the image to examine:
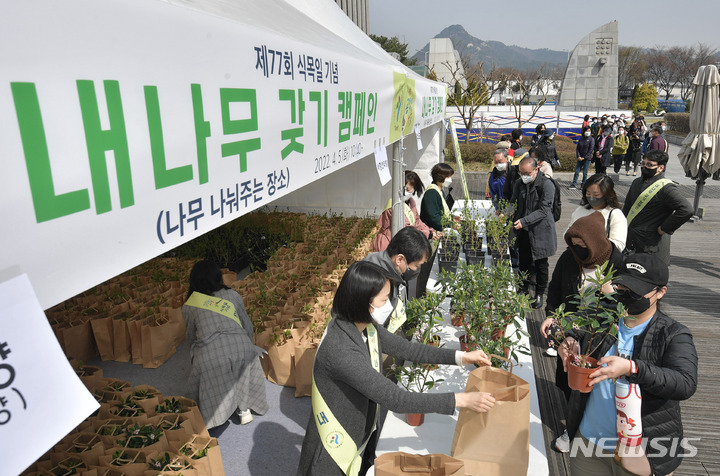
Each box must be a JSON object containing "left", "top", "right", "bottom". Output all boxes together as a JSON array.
[
  {"left": 148, "top": 452, "right": 191, "bottom": 471},
  {"left": 156, "top": 397, "right": 184, "bottom": 414},
  {"left": 116, "top": 423, "right": 164, "bottom": 448},
  {"left": 111, "top": 395, "right": 146, "bottom": 417},
  {"left": 546, "top": 263, "right": 626, "bottom": 369}
]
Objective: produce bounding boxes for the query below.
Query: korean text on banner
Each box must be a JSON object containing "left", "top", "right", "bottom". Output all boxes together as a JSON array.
[{"left": 0, "top": 274, "right": 100, "bottom": 476}]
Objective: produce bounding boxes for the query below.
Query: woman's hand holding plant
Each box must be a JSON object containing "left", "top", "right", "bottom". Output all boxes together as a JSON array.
[
  {"left": 587, "top": 356, "right": 632, "bottom": 386},
  {"left": 558, "top": 337, "right": 579, "bottom": 372}
]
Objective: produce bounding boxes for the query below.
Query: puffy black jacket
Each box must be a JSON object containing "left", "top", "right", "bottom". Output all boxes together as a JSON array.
[
  {"left": 622, "top": 173, "right": 693, "bottom": 253},
  {"left": 565, "top": 310, "right": 698, "bottom": 475}
]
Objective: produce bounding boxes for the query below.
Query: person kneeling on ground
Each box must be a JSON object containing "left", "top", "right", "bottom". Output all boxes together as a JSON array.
[{"left": 182, "top": 260, "right": 268, "bottom": 430}]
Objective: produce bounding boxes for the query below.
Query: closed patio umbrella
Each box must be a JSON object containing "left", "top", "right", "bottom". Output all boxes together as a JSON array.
[{"left": 678, "top": 64, "right": 720, "bottom": 219}]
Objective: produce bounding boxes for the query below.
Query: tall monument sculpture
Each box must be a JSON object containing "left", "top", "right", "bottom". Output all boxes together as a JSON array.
[{"left": 558, "top": 21, "right": 618, "bottom": 110}]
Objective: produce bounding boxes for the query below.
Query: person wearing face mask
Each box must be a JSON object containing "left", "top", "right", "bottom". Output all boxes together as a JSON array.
[
  {"left": 566, "top": 174, "right": 627, "bottom": 251},
  {"left": 648, "top": 124, "right": 668, "bottom": 154},
  {"left": 622, "top": 150, "right": 692, "bottom": 265},
  {"left": 364, "top": 226, "right": 431, "bottom": 333},
  {"left": 625, "top": 123, "right": 643, "bottom": 176},
  {"left": 540, "top": 210, "right": 624, "bottom": 452},
  {"left": 558, "top": 254, "right": 697, "bottom": 476},
  {"left": 569, "top": 126, "right": 596, "bottom": 189},
  {"left": 297, "top": 261, "right": 495, "bottom": 476},
  {"left": 486, "top": 148, "right": 509, "bottom": 209},
  {"left": 594, "top": 125, "right": 614, "bottom": 174},
  {"left": 420, "top": 163, "right": 456, "bottom": 232},
  {"left": 611, "top": 126, "right": 629, "bottom": 175},
  {"left": 371, "top": 171, "right": 439, "bottom": 253},
  {"left": 530, "top": 123, "right": 547, "bottom": 148},
  {"left": 510, "top": 155, "right": 557, "bottom": 309}
]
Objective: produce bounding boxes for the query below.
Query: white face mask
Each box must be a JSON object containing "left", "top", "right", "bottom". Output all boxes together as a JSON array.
[
  {"left": 403, "top": 191, "right": 413, "bottom": 201},
  {"left": 520, "top": 173, "right": 535, "bottom": 184},
  {"left": 370, "top": 299, "right": 394, "bottom": 326},
  {"left": 495, "top": 162, "right": 507, "bottom": 171},
  {"left": 444, "top": 178, "right": 452, "bottom": 186},
  {"left": 584, "top": 131, "right": 591, "bottom": 137}
]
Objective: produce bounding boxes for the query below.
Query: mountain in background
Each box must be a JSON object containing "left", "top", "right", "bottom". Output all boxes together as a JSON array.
[{"left": 412, "top": 24, "right": 569, "bottom": 71}]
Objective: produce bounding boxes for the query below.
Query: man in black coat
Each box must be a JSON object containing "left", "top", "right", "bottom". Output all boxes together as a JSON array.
[
  {"left": 622, "top": 150, "right": 693, "bottom": 265},
  {"left": 510, "top": 155, "right": 557, "bottom": 309},
  {"left": 558, "top": 254, "right": 697, "bottom": 476}
]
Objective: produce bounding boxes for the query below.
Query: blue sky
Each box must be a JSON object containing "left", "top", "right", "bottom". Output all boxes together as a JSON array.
[{"left": 368, "top": 0, "right": 720, "bottom": 54}]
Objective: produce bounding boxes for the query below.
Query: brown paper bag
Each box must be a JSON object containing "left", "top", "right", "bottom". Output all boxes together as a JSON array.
[
  {"left": 63, "top": 319, "right": 99, "bottom": 362},
  {"left": 450, "top": 362, "right": 530, "bottom": 476},
  {"left": 293, "top": 344, "right": 317, "bottom": 397},
  {"left": 173, "top": 436, "right": 224, "bottom": 476},
  {"left": 90, "top": 316, "right": 115, "bottom": 361},
  {"left": 374, "top": 452, "right": 465, "bottom": 476},
  {"left": 127, "top": 318, "right": 144, "bottom": 365},
  {"left": 155, "top": 396, "right": 206, "bottom": 436},
  {"left": 112, "top": 317, "right": 132, "bottom": 362},
  {"left": 141, "top": 309, "right": 186, "bottom": 368},
  {"left": 98, "top": 449, "right": 149, "bottom": 476},
  {"left": 266, "top": 339, "right": 296, "bottom": 387}
]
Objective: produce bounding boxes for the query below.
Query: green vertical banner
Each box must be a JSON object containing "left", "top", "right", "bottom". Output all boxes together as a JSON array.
[
  {"left": 449, "top": 121, "right": 469, "bottom": 200},
  {"left": 389, "top": 72, "right": 416, "bottom": 143}
]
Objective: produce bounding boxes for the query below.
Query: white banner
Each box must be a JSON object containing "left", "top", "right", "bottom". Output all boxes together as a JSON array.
[{"left": 0, "top": 0, "right": 446, "bottom": 309}]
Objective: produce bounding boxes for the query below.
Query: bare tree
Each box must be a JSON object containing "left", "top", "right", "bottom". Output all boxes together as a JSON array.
[
  {"left": 436, "top": 53, "right": 508, "bottom": 143},
  {"left": 618, "top": 46, "right": 646, "bottom": 95},
  {"left": 507, "top": 66, "right": 550, "bottom": 128},
  {"left": 644, "top": 47, "right": 677, "bottom": 101}
]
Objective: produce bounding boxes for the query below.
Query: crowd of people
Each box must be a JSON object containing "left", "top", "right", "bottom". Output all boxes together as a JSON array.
[{"left": 178, "top": 116, "right": 697, "bottom": 476}]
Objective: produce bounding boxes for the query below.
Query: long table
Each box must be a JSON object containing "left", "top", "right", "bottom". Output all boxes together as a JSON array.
[{"left": 370, "top": 200, "right": 549, "bottom": 475}]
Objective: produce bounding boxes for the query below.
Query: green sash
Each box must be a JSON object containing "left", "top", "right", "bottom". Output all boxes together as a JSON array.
[
  {"left": 312, "top": 324, "right": 381, "bottom": 476},
  {"left": 425, "top": 183, "right": 450, "bottom": 216},
  {"left": 383, "top": 198, "right": 415, "bottom": 226},
  {"left": 184, "top": 291, "right": 243, "bottom": 328},
  {"left": 387, "top": 298, "right": 407, "bottom": 334},
  {"left": 627, "top": 179, "right": 672, "bottom": 225}
]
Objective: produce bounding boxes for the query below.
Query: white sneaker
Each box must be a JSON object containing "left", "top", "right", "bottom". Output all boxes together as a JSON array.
[
  {"left": 555, "top": 430, "right": 570, "bottom": 453},
  {"left": 240, "top": 409, "right": 253, "bottom": 425},
  {"left": 545, "top": 347, "right": 558, "bottom": 357}
]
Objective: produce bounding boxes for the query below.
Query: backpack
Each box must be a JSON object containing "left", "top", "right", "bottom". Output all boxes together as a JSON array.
[{"left": 541, "top": 175, "right": 562, "bottom": 222}]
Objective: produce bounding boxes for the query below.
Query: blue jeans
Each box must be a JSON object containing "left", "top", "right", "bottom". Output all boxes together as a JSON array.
[{"left": 572, "top": 159, "right": 591, "bottom": 186}]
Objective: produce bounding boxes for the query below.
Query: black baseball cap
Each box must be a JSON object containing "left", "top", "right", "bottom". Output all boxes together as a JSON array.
[{"left": 616, "top": 254, "right": 669, "bottom": 295}]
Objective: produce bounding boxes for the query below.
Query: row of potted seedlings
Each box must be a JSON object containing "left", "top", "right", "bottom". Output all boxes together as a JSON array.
[{"left": 22, "top": 361, "right": 222, "bottom": 476}]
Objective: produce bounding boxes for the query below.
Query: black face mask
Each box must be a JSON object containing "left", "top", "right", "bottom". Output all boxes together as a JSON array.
[
  {"left": 616, "top": 288, "right": 655, "bottom": 315},
  {"left": 402, "top": 266, "right": 421, "bottom": 282},
  {"left": 641, "top": 166, "right": 658, "bottom": 179},
  {"left": 571, "top": 244, "right": 590, "bottom": 262}
]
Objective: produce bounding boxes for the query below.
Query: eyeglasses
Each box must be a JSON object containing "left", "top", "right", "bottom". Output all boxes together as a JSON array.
[{"left": 641, "top": 162, "right": 660, "bottom": 168}]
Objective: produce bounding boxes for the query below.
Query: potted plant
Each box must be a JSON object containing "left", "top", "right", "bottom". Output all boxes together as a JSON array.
[
  {"left": 437, "top": 214, "right": 460, "bottom": 273},
  {"left": 391, "top": 292, "right": 446, "bottom": 426},
  {"left": 546, "top": 263, "right": 626, "bottom": 393},
  {"left": 485, "top": 199, "right": 515, "bottom": 266}
]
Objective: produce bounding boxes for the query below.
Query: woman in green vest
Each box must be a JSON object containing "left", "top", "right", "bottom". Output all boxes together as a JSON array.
[
  {"left": 182, "top": 260, "right": 268, "bottom": 430},
  {"left": 416, "top": 163, "right": 457, "bottom": 297},
  {"left": 297, "top": 261, "right": 495, "bottom": 476}
]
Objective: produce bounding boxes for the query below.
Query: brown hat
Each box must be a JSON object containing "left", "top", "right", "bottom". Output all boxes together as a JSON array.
[{"left": 564, "top": 211, "right": 612, "bottom": 267}]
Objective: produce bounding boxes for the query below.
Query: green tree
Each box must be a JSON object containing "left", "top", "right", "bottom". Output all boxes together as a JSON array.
[
  {"left": 631, "top": 82, "right": 659, "bottom": 115},
  {"left": 369, "top": 34, "right": 417, "bottom": 66}
]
